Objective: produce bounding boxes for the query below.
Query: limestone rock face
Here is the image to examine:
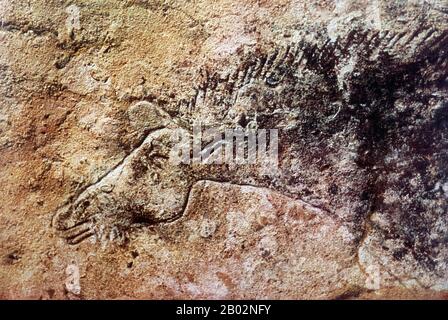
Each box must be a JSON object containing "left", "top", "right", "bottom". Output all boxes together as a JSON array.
[{"left": 0, "top": 0, "right": 447, "bottom": 299}]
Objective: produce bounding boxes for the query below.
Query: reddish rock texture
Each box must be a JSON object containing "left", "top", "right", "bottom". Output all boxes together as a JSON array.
[{"left": 0, "top": 0, "right": 447, "bottom": 299}]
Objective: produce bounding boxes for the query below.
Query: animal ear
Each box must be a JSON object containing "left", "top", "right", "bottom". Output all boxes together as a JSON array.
[{"left": 127, "top": 101, "right": 172, "bottom": 131}]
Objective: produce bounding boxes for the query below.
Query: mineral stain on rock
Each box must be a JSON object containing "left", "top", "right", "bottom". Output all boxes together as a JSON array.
[{"left": 0, "top": 0, "right": 447, "bottom": 299}]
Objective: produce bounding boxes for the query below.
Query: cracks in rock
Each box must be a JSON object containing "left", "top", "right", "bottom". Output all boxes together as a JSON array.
[
  {"left": 333, "top": 286, "right": 369, "bottom": 300},
  {"left": 0, "top": 19, "right": 58, "bottom": 38}
]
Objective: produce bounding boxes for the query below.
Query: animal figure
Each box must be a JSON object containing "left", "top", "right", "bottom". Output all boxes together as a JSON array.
[{"left": 53, "top": 23, "right": 447, "bottom": 280}]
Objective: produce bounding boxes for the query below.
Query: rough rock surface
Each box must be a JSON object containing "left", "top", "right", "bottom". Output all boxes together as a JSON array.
[{"left": 0, "top": 0, "right": 447, "bottom": 299}]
